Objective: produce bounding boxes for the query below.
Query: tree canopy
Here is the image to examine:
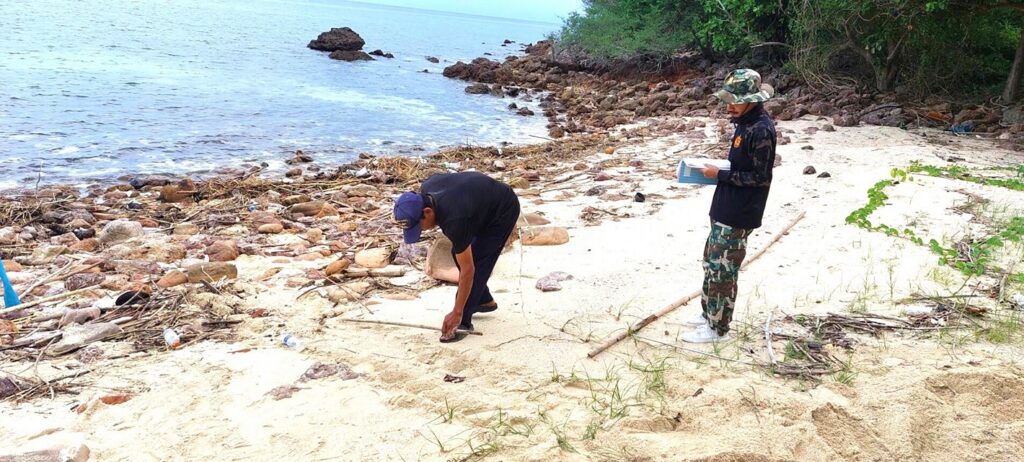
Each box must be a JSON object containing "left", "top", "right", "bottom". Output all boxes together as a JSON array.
[{"left": 557, "top": 0, "right": 1024, "bottom": 100}]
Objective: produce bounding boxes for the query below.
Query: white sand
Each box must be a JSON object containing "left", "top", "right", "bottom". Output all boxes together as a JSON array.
[{"left": 3, "top": 117, "right": 1024, "bottom": 461}]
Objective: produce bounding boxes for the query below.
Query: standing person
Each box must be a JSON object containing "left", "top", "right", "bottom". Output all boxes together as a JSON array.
[
  {"left": 393, "top": 172, "right": 521, "bottom": 343},
  {"left": 681, "top": 69, "right": 777, "bottom": 343}
]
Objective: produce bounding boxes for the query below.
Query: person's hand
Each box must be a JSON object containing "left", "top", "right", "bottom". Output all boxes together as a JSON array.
[
  {"left": 702, "top": 164, "right": 720, "bottom": 179},
  {"left": 440, "top": 310, "right": 462, "bottom": 340}
]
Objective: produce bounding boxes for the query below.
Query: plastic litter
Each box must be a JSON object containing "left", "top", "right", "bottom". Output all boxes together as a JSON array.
[{"left": 163, "top": 328, "right": 182, "bottom": 349}]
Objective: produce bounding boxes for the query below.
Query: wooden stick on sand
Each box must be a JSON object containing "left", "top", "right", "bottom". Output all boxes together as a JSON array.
[
  {"left": 339, "top": 318, "right": 483, "bottom": 336},
  {"left": 587, "top": 211, "right": 806, "bottom": 358}
]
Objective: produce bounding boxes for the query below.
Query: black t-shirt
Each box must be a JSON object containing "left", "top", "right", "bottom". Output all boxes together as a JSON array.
[{"left": 422, "top": 172, "right": 520, "bottom": 253}]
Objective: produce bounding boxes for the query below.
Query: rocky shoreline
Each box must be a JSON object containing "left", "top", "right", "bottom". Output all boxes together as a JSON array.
[
  {"left": 441, "top": 40, "right": 1024, "bottom": 146},
  {"left": 0, "top": 131, "right": 617, "bottom": 397},
  {"left": 3, "top": 38, "right": 1022, "bottom": 402}
]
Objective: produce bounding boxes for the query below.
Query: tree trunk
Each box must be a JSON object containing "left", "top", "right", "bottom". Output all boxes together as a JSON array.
[
  {"left": 1002, "top": 28, "right": 1024, "bottom": 103},
  {"left": 877, "top": 62, "right": 900, "bottom": 93}
]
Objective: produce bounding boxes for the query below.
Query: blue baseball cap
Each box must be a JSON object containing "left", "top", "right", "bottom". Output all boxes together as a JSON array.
[{"left": 394, "top": 192, "right": 425, "bottom": 244}]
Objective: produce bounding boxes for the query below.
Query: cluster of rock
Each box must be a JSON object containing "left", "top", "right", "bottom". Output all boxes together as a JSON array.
[
  {"left": 441, "top": 41, "right": 1022, "bottom": 141},
  {"left": 308, "top": 27, "right": 393, "bottom": 62}
]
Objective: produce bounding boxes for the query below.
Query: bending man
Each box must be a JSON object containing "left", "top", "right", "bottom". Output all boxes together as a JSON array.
[{"left": 394, "top": 172, "right": 521, "bottom": 342}]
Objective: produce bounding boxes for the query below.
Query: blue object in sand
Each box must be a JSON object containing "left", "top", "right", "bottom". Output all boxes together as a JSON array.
[{"left": 0, "top": 261, "right": 21, "bottom": 308}]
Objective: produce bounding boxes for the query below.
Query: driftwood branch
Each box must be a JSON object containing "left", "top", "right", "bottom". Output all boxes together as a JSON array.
[
  {"left": 587, "top": 211, "right": 806, "bottom": 358},
  {"left": 338, "top": 318, "right": 482, "bottom": 336}
]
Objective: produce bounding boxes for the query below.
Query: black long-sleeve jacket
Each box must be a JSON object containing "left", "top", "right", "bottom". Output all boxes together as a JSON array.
[{"left": 710, "top": 104, "right": 776, "bottom": 229}]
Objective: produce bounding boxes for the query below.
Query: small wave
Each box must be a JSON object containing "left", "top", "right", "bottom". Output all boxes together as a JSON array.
[
  {"left": 300, "top": 86, "right": 437, "bottom": 117},
  {"left": 54, "top": 146, "right": 80, "bottom": 155}
]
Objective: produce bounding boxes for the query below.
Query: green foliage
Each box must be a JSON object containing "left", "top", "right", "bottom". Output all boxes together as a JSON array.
[
  {"left": 560, "top": 0, "right": 1022, "bottom": 98},
  {"left": 847, "top": 165, "right": 1024, "bottom": 278},
  {"left": 557, "top": 0, "right": 785, "bottom": 60},
  {"left": 790, "top": 0, "right": 1021, "bottom": 94},
  {"left": 907, "top": 163, "right": 1024, "bottom": 191}
]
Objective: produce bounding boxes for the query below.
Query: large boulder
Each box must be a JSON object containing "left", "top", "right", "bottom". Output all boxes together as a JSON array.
[
  {"left": 308, "top": 27, "right": 365, "bottom": 52},
  {"left": 442, "top": 58, "right": 500, "bottom": 82},
  {"left": 465, "top": 83, "right": 490, "bottom": 94}
]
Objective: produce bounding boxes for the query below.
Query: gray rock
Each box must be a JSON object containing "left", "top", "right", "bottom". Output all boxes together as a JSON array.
[
  {"left": 536, "top": 271, "right": 573, "bottom": 292},
  {"left": 98, "top": 220, "right": 143, "bottom": 246},
  {"left": 329, "top": 50, "right": 373, "bottom": 61}
]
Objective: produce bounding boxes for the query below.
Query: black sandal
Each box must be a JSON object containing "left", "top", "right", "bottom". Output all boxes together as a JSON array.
[
  {"left": 477, "top": 302, "right": 498, "bottom": 313},
  {"left": 439, "top": 332, "right": 468, "bottom": 343}
]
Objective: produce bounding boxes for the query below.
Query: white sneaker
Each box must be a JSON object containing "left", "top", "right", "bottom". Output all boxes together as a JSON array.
[
  {"left": 680, "top": 310, "right": 708, "bottom": 327},
  {"left": 681, "top": 324, "right": 729, "bottom": 344}
]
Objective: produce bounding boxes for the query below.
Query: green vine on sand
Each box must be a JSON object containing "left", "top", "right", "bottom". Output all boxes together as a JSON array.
[
  {"left": 907, "top": 163, "right": 1024, "bottom": 191},
  {"left": 846, "top": 165, "right": 1024, "bottom": 279}
]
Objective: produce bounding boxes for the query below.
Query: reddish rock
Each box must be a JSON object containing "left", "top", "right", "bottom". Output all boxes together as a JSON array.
[
  {"left": 290, "top": 201, "right": 325, "bottom": 216},
  {"left": 325, "top": 259, "right": 351, "bottom": 277},
  {"left": 206, "top": 240, "right": 239, "bottom": 262},
  {"left": 159, "top": 184, "right": 193, "bottom": 203},
  {"left": 158, "top": 270, "right": 189, "bottom": 288},
  {"left": 71, "top": 238, "right": 99, "bottom": 252},
  {"left": 281, "top": 195, "right": 311, "bottom": 206},
  {"left": 185, "top": 262, "right": 237, "bottom": 283},
  {"left": 259, "top": 223, "right": 284, "bottom": 234}
]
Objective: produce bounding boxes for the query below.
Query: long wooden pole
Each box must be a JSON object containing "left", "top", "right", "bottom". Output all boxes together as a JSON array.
[
  {"left": 587, "top": 211, "right": 806, "bottom": 358},
  {"left": 338, "top": 318, "right": 483, "bottom": 336}
]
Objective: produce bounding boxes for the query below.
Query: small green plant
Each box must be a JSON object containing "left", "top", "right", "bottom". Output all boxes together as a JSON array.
[
  {"left": 581, "top": 420, "right": 600, "bottom": 440},
  {"left": 423, "top": 427, "right": 450, "bottom": 453},
  {"left": 440, "top": 397, "right": 457, "bottom": 423},
  {"left": 783, "top": 340, "right": 809, "bottom": 361},
  {"left": 832, "top": 356, "right": 858, "bottom": 386},
  {"left": 540, "top": 412, "right": 577, "bottom": 453},
  {"left": 978, "top": 312, "right": 1022, "bottom": 344}
]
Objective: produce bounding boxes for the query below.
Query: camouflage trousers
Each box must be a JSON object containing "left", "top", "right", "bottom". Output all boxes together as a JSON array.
[{"left": 702, "top": 220, "right": 752, "bottom": 335}]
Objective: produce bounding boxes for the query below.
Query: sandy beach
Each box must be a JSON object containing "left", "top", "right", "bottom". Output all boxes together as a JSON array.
[{"left": 3, "top": 112, "right": 1023, "bottom": 461}]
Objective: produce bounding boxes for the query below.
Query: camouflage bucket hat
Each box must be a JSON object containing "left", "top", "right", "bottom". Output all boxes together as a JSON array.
[{"left": 714, "top": 69, "right": 774, "bottom": 104}]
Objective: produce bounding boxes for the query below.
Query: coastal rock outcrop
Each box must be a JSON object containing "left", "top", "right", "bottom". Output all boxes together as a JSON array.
[
  {"left": 369, "top": 49, "right": 395, "bottom": 59},
  {"left": 329, "top": 50, "right": 374, "bottom": 61},
  {"left": 308, "top": 27, "right": 366, "bottom": 52}
]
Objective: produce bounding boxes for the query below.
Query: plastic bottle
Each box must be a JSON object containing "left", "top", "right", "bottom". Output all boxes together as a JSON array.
[
  {"left": 281, "top": 334, "right": 303, "bottom": 350},
  {"left": 1012, "top": 293, "right": 1024, "bottom": 310},
  {"left": 163, "top": 328, "right": 182, "bottom": 349}
]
